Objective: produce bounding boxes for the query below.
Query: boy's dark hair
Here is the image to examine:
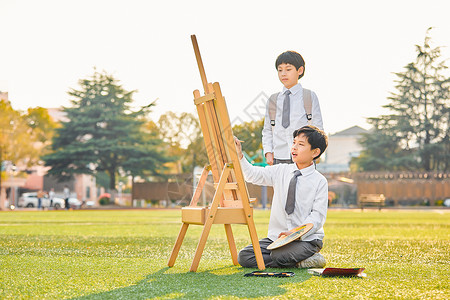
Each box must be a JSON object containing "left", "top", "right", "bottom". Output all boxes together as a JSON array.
[
  {"left": 275, "top": 51, "right": 305, "bottom": 79},
  {"left": 293, "top": 125, "right": 328, "bottom": 159}
]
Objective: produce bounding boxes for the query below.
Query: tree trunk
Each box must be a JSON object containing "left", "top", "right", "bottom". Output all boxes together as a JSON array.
[
  {"left": 423, "top": 130, "right": 431, "bottom": 171},
  {"left": 108, "top": 169, "right": 116, "bottom": 191},
  {"left": 131, "top": 175, "right": 135, "bottom": 203}
]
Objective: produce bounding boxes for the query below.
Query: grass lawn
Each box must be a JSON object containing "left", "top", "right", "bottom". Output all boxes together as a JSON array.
[{"left": 0, "top": 208, "right": 448, "bottom": 299}]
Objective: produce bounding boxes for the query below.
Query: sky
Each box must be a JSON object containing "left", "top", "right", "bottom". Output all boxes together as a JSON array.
[{"left": 1, "top": 0, "right": 449, "bottom": 135}]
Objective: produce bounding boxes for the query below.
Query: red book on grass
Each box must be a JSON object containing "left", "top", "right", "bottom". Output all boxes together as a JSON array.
[{"left": 308, "top": 268, "right": 366, "bottom": 277}]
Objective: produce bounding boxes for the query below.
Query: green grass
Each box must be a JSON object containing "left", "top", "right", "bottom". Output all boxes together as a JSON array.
[{"left": 0, "top": 209, "right": 448, "bottom": 299}]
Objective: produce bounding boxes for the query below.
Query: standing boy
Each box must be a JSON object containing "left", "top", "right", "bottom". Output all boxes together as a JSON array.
[
  {"left": 235, "top": 125, "right": 328, "bottom": 268},
  {"left": 262, "top": 51, "right": 324, "bottom": 165}
]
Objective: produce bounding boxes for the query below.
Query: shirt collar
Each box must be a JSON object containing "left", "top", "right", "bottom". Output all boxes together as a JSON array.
[
  {"left": 282, "top": 83, "right": 302, "bottom": 96},
  {"left": 290, "top": 162, "right": 315, "bottom": 176}
]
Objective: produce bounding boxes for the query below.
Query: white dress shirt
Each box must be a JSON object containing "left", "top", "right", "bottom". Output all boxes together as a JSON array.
[
  {"left": 240, "top": 157, "right": 328, "bottom": 242},
  {"left": 262, "top": 83, "right": 324, "bottom": 160}
]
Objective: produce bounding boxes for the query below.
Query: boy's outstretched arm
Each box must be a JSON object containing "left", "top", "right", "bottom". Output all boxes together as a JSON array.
[{"left": 234, "top": 136, "right": 275, "bottom": 187}]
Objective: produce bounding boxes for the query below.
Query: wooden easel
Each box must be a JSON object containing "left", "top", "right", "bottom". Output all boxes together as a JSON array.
[{"left": 168, "top": 35, "right": 265, "bottom": 272}]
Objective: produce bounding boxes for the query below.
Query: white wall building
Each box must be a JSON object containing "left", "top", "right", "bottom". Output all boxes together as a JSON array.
[{"left": 318, "top": 125, "right": 369, "bottom": 173}]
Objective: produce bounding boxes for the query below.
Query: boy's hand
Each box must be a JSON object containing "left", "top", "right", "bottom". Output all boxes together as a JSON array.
[
  {"left": 265, "top": 152, "right": 274, "bottom": 165},
  {"left": 233, "top": 137, "right": 244, "bottom": 159},
  {"left": 278, "top": 231, "right": 292, "bottom": 238}
]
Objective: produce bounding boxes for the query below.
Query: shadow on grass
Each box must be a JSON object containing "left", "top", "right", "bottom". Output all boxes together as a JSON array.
[{"left": 73, "top": 266, "right": 312, "bottom": 299}]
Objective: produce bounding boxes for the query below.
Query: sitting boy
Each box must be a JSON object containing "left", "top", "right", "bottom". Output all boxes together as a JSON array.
[{"left": 235, "top": 125, "right": 328, "bottom": 268}]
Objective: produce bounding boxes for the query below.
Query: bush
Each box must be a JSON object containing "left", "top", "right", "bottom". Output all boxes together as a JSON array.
[{"left": 99, "top": 197, "right": 110, "bottom": 205}]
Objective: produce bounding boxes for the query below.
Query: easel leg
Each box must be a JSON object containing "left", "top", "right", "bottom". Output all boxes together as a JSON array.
[
  {"left": 247, "top": 220, "right": 265, "bottom": 270},
  {"left": 189, "top": 218, "right": 213, "bottom": 272},
  {"left": 168, "top": 223, "right": 189, "bottom": 267},
  {"left": 190, "top": 165, "right": 231, "bottom": 272},
  {"left": 224, "top": 224, "right": 238, "bottom": 265}
]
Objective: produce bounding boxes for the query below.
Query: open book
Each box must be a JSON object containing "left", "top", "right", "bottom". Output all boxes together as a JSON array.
[{"left": 308, "top": 268, "right": 366, "bottom": 277}]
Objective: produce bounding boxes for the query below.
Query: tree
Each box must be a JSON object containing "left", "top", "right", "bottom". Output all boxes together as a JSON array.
[
  {"left": 0, "top": 100, "right": 29, "bottom": 169},
  {"left": 157, "top": 112, "right": 201, "bottom": 149},
  {"left": 1, "top": 101, "right": 57, "bottom": 195},
  {"left": 0, "top": 101, "right": 56, "bottom": 168},
  {"left": 352, "top": 119, "right": 417, "bottom": 171},
  {"left": 122, "top": 121, "right": 171, "bottom": 180},
  {"left": 25, "top": 106, "right": 58, "bottom": 144},
  {"left": 156, "top": 112, "right": 204, "bottom": 173},
  {"left": 356, "top": 28, "right": 449, "bottom": 172},
  {"left": 184, "top": 134, "right": 209, "bottom": 172},
  {"left": 232, "top": 119, "right": 265, "bottom": 163},
  {"left": 43, "top": 71, "right": 171, "bottom": 191}
]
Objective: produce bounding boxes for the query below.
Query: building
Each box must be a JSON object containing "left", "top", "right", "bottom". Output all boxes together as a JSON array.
[
  {"left": 1, "top": 105, "right": 100, "bottom": 209},
  {"left": 0, "top": 91, "right": 8, "bottom": 101},
  {"left": 318, "top": 125, "right": 369, "bottom": 173}
]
